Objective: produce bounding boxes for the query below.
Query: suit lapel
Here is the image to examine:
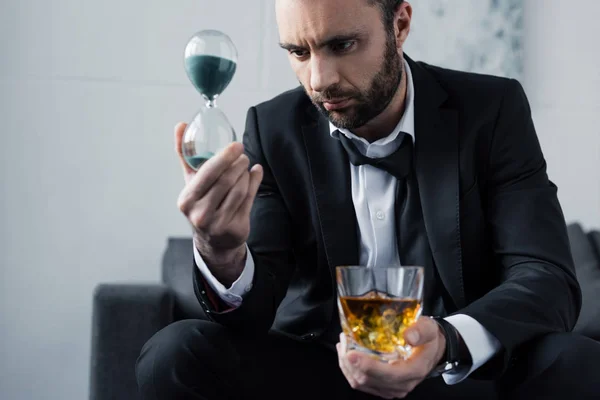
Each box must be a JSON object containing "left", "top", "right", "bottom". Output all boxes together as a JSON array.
[
  {"left": 301, "top": 109, "right": 360, "bottom": 271},
  {"left": 299, "top": 57, "right": 466, "bottom": 309},
  {"left": 408, "top": 56, "right": 466, "bottom": 310}
]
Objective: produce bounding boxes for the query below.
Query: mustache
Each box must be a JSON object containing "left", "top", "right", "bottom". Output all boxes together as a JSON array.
[{"left": 312, "top": 86, "right": 358, "bottom": 103}]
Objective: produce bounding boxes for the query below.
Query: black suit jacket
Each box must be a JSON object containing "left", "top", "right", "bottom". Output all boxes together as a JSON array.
[{"left": 194, "top": 55, "right": 582, "bottom": 378}]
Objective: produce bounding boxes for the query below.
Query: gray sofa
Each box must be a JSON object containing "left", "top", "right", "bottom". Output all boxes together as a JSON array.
[{"left": 88, "top": 223, "right": 600, "bottom": 400}]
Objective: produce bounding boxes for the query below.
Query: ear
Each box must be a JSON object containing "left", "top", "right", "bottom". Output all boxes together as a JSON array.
[{"left": 394, "top": 1, "right": 413, "bottom": 50}]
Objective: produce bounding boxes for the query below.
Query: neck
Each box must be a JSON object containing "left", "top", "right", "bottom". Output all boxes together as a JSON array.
[{"left": 353, "top": 67, "right": 407, "bottom": 143}]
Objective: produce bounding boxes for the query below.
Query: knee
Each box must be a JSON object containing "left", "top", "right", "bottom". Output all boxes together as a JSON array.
[
  {"left": 507, "top": 332, "right": 600, "bottom": 398},
  {"left": 527, "top": 332, "right": 566, "bottom": 367},
  {"left": 527, "top": 332, "right": 587, "bottom": 369},
  {"left": 135, "top": 319, "right": 231, "bottom": 394}
]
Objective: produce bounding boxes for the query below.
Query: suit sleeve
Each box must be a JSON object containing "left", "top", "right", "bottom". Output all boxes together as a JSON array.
[
  {"left": 194, "top": 242, "right": 255, "bottom": 308},
  {"left": 193, "top": 106, "right": 297, "bottom": 334},
  {"left": 459, "top": 79, "right": 582, "bottom": 378}
]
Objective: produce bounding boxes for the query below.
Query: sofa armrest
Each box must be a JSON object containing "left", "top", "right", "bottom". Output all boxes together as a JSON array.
[{"left": 89, "top": 283, "right": 174, "bottom": 400}]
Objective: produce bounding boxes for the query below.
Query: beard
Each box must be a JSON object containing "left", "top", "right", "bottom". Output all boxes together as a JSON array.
[{"left": 307, "top": 36, "right": 403, "bottom": 130}]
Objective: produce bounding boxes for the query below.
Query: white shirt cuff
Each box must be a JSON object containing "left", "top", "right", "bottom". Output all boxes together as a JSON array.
[
  {"left": 441, "top": 314, "right": 502, "bottom": 385},
  {"left": 193, "top": 243, "right": 255, "bottom": 307}
]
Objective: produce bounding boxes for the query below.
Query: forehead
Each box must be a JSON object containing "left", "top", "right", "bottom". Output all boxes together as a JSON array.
[{"left": 275, "top": 0, "right": 381, "bottom": 44}]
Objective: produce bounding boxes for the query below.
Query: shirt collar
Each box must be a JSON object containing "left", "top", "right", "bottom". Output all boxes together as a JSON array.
[{"left": 329, "top": 59, "right": 415, "bottom": 152}]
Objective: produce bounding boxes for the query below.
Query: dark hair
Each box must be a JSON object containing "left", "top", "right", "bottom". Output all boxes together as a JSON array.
[{"left": 367, "top": 0, "right": 404, "bottom": 33}]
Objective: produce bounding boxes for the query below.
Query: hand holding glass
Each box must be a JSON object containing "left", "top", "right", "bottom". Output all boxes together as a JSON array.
[{"left": 336, "top": 266, "right": 424, "bottom": 362}]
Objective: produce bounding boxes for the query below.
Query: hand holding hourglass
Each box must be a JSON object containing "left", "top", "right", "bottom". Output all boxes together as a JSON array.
[{"left": 175, "top": 30, "right": 264, "bottom": 284}]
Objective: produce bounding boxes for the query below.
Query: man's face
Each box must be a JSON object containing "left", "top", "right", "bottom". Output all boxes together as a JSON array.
[{"left": 276, "top": 0, "right": 403, "bottom": 130}]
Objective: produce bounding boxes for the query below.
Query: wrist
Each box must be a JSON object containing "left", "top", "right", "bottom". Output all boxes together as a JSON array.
[
  {"left": 435, "top": 327, "right": 447, "bottom": 366},
  {"left": 195, "top": 237, "right": 247, "bottom": 286},
  {"left": 431, "top": 317, "right": 471, "bottom": 365},
  {"left": 428, "top": 317, "right": 471, "bottom": 377}
]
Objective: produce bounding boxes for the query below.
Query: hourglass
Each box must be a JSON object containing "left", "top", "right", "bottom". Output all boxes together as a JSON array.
[{"left": 182, "top": 30, "right": 238, "bottom": 170}]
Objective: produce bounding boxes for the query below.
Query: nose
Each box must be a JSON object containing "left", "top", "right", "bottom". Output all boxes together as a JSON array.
[{"left": 309, "top": 56, "right": 339, "bottom": 93}]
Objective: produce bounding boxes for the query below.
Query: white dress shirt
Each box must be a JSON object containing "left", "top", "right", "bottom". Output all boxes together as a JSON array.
[{"left": 194, "top": 60, "right": 501, "bottom": 384}]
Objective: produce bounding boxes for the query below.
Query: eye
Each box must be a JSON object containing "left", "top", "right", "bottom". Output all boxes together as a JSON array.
[
  {"left": 332, "top": 41, "right": 355, "bottom": 54},
  {"left": 290, "top": 49, "right": 309, "bottom": 59}
]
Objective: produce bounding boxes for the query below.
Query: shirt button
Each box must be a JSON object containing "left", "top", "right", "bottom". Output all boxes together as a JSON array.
[{"left": 376, "top": 211, "right": 385, "bottom": 220}]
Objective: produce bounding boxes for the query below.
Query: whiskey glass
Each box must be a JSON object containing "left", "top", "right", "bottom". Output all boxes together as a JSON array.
[{"left": 336, "top": 265, "right": 424, "bottom": 361}]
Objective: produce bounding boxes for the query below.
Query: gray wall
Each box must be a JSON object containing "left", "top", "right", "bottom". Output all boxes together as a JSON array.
[
  {"left": 522, "top": 0, "right": 600, "bottom": 232},
  {"left": 0, "top": 1, "right": 597, "bottom": 399},
  {"left": 0, "top": 2, "right": 294, "bottom": 399}
]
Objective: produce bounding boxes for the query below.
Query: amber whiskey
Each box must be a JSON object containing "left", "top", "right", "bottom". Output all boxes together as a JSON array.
[{"left": 340, "top": 291, "right": 421, "bottom": 354}]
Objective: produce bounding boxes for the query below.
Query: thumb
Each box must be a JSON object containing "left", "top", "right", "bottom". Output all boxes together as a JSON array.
[
  {"left": 404, "top": 317, "right": 438, "bottom": 346},
  {"left": 239, "top": 163, "right": 264, "bottom": 216},
  {"left": 173, "top": 122, "right": 196, "bottom": 180}
]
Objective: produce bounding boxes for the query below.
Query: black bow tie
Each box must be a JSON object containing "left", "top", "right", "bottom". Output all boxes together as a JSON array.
[{"left": 336, "top": 130, "right": 413, "bottom": 180}]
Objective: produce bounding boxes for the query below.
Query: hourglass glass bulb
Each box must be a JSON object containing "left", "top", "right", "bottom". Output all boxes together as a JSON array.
[
  {"left": 182, "top": 105, "right": 237, "bottom": 169},
  {"left": 182, "top": 30, "right": 238, "bottom": 170}
]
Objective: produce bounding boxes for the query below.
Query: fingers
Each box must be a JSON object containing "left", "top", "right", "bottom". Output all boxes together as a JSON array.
[
  {"left": 404, "top": 318, "right": 447, "bottom": 377},
  {"left": 336, "top": 334, "right": 398, "bottom": 398},
  {"left": 337, "top": 334, "right": 359, "bottom": 388},
  {"left": 347, "top": 351, "right": 384, "bottom": 379},
  {"left": 404, "top": 316, "right": 439, "bottom": 347},
  {"left": 344, "top": 351, "right": 421, "bottom": 398},
  {"left": 217, "top": 167, "right": 250, "bottom": 225},
  {"left": 337, "top": 345, "right": 390, "bottom": 398},
  {"left": 237, "top": 163, "right": 264, "bottom": 216},
  {"left": 343, "top": 354, "right": 399, "bottom": 398},
  {"left": 186, "top": 154, "right": 249, "bottom": 230},
  {"left": 336, "top": 342, "right": 359, "bottom": 388},
  {"left": 336, "top": 333, "right": 427, "bottom": 398},
  {"left": 188, "top": 142, "right": 245, "bottom": 199},
  {"left": 173, "top": 119, "right": 246, "bottom": 191},
  {"left": 174, "top": 122, "right": 196, "bottom": 180},
  {"left": 178, "top": 145, "right": 245, "bottom": 211}
]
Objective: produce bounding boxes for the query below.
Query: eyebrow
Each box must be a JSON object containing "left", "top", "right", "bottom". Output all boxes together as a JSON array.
[{"left": 279, "top": 31, "right": 365, "bottom": 51}]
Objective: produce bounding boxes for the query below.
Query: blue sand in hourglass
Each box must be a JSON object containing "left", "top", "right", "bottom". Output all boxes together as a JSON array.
[
  {"left": 185, "top": 55, "right": 237, "bottom": 100},
  {"left": 185, "top": 151, "right": 216, "bottom": 169}
]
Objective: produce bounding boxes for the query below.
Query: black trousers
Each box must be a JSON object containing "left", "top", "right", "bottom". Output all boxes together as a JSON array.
[{"left": 135, "top": 319, "right": 600, "bottom": 399}]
